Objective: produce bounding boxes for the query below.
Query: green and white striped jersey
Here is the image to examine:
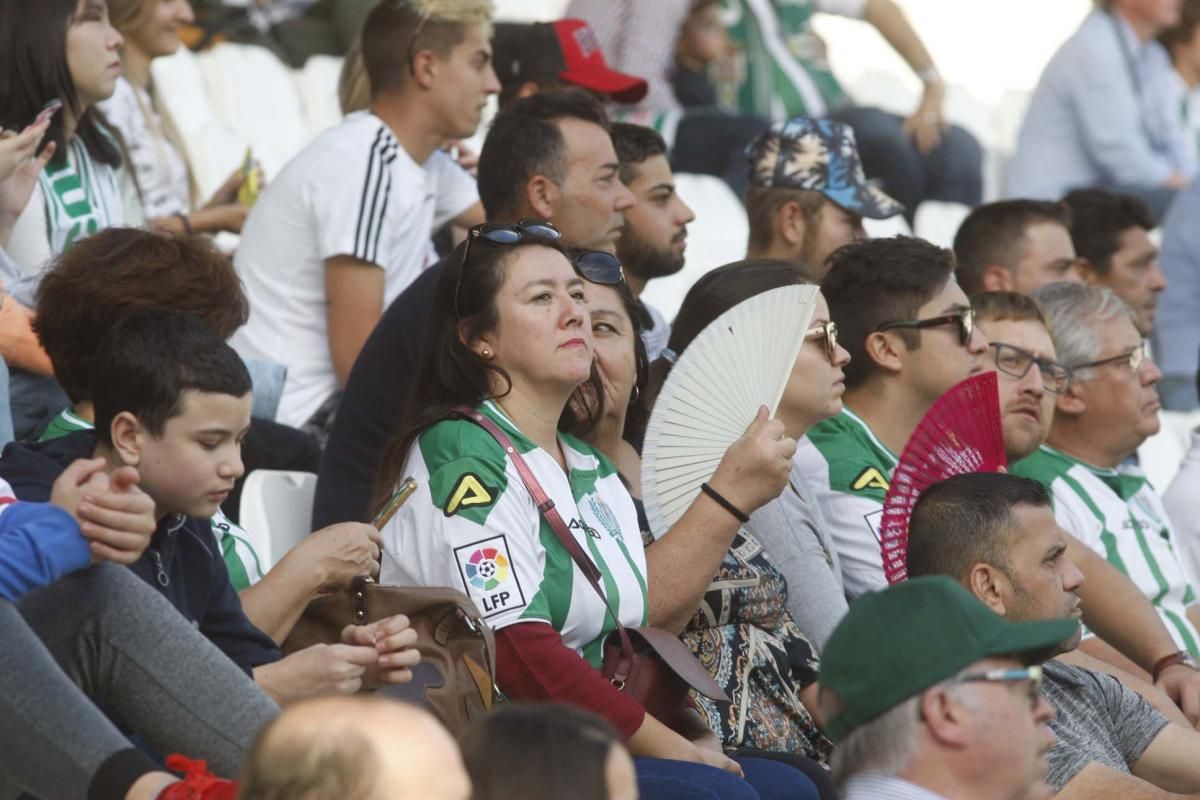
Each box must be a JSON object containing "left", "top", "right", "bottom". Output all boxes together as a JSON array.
[
  {"left": 37, "top": 409, "right": 266, "bottom": 591},
  {"left": 379, "top": 401, "right": 648, "bottom": 667},
  {"left": 1013, "top": 445, "right": 1200, "bottom": 657},
  {"left": 793, "top": 408, "right": 896, "bottom": 599}
]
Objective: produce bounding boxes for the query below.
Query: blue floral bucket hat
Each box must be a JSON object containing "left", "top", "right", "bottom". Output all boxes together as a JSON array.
[{"left": 747, "top": 116, "right": 903, "bottom": 220}]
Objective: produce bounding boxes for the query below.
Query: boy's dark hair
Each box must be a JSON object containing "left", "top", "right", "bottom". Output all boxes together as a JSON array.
[
  {"left": 1062, "top": 189, "right": 1154, "bottom": 277},
  {"left": 952, "top": 200, "right": 1072, "bottom": 294},
  {"left": 821, "top": 236, "right": 956, "bottom": 389},
  {"left": 34, "top": 228, "right": 249, "bottom": 404},
  {"left": 478, "top": 89, "right": 609, "bottom": 221},
  {"left": 906, "top": 472, "right": 1052, "bottom": 583},
  {"left": 611, "top": 122, "right": 667, "bottom": 185},
  {"left": 92, "top": 310, "right": 252, "bottom": 446}
]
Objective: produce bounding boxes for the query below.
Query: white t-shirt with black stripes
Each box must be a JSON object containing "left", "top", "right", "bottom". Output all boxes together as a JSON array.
[{"left": 231, "top": 111, "right": 478, "bottom": 427}]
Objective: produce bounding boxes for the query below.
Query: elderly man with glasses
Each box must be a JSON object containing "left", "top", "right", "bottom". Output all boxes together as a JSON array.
[
  {"left": 1012, "top": 283, "right": 1200, "bottom": 694},
  {"left": 819, "top": 575, "right": 1067, "bottom": 800}
]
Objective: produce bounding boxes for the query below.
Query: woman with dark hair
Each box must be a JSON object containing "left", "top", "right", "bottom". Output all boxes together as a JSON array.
[
  {"left": 378, "top": 223, "right": 817, "bottom": 799},
  {"left": 0, "top": 0, "right": 141, "bottom": 273},
  {"left": 641, "top": 259, "right": 852, "bottom": 799},
  {"left": 462, "top": 705, "right": 637, "bottom": 800}
]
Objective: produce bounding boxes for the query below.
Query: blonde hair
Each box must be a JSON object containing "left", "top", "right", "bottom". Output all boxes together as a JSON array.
[
  {"left": 339, "top": 40, "right": 371, "bottom": 114},
  {"left": 362, "top": 0, "right": 494, "bottom": 97}
]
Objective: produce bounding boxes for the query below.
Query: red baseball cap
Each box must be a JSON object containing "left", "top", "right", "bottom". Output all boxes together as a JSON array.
[{"left": 551, "top": 19, "right": 648, "bottom": 104}]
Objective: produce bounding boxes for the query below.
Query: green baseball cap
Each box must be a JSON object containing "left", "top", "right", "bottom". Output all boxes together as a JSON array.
[{"left": 820, "top": 576, "right": 1077, "bottom": 742}]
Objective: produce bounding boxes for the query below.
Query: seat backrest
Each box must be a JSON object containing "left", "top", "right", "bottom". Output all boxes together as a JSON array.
[{"left": 238, "top": 470, "right": 318, "bottom": 572}]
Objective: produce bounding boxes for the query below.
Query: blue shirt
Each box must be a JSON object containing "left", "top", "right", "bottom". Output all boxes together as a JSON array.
[
  {"left": 1155, "top": 176, "right": 1200, "bottom": 383},
  {"left": 1007, "top": 9, "right": 1193, "bottom": 200}
]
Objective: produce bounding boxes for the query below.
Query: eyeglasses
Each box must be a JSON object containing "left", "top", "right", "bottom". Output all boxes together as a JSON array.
[
  {"left": 1069, "top": 341, "right": 1147, "bottom": 378},
  {"left": 453, "top": 220, "right": 625, "bottom": 319},
  {"left": 952, "top": 665, "right": 1044, "bottom": 708},
  {"left": 989, "top": 342, "right": 1071, "bottom": 395},
  {"left": 876, "top": 307, "right": 975, "bottom": 347},
  {"left": 805, "top": 320, "right": 839, "bottom": 363}
]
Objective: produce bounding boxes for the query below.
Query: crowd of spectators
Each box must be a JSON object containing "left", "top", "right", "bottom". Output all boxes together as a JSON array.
[{"left": 7, "top": 0, "right": 1200, "bottom": 798}]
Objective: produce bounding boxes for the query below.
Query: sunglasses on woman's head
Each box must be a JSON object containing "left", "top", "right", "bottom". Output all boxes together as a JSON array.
[
  {"left": 454, "top": 220, "right": 625, "bottom": 318},
  {"left": 454, "top": 220, "right": 562, "bottom": 319}
]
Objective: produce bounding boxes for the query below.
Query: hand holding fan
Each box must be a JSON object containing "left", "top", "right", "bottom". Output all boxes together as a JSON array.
[
  {"left": 641, "top": 284, "right": 820, "bottom": 539},
  {"left": 880, "top": 371, "right": 1006, "bottom": 584}
]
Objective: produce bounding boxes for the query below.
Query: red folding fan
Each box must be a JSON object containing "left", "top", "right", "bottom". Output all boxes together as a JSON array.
[{"left": 880, "top": 371, "right": 1007, "bottom": 584}]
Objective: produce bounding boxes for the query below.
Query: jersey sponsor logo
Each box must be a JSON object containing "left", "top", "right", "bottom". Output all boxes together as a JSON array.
[
  {"left": 569, "top": 517, "right": 601, "bottom": 540},
  {"left": 443, "top": 473, "right": 497, "bottom": 517},
  {"left": 455, "top": 535, "right": 527, "bottom": 618},
  {"left": 851, "top": 467, "right": 890, "bottom": 493}
]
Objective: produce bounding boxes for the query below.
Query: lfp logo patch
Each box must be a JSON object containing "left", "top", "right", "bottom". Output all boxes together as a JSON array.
[
  {"left": 464, "top": 546, "right": 509, "bottom": 591},
  {"left": 454, "top": 535, "right": 526, "bottom": 618}
]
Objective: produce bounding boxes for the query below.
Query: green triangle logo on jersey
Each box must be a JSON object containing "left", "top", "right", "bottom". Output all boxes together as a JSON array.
[
  {"left": 444, "top": 473, "right": 497, "bottom": 517},
  {"left": 851, "top": 467, "right": 890, "bottom": 493}
]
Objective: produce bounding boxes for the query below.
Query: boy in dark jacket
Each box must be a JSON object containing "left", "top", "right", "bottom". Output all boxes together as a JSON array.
[{"left": 0, "top": 311, "right": 421, "bottom": 704}]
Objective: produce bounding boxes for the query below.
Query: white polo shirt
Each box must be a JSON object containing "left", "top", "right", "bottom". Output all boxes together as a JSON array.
[{"left": 230, "top": 111, "right": 478, "bottom": 427}]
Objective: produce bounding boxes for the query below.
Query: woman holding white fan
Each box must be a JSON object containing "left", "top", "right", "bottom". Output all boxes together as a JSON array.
[
  {"left": 631, "top": 260, "right": 850, "bottom": 797},
  {"left": 375, "top": 222, "right": 817, "bottom": 799}
]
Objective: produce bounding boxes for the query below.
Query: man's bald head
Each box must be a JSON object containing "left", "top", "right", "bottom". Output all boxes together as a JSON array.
[{"left": 238, "top": 697, "right": 470, "bottom": 800}]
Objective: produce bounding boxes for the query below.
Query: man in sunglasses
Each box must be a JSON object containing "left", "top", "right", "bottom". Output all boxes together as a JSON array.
[
  {"left": 313, "top": 90, "right": 635, "bottom": 530},
  {"left": 819, "top": 574, "right": 1067, "bottom": 800},
  {"left": 1012, "top": 283, "right": 1200, "bottom": 692},
  {"left": 793, "top": 236, "right": 989, "bottom": 599},
  {"left": 907, "top": 473, "right": 1200, "bottom": 799}
]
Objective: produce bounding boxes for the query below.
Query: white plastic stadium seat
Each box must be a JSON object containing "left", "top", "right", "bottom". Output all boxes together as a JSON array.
[
  {"left": 638, "top": 173, "right": 749, "bottom": 322},
  {"left": 238, "top": 470, "right": 318, "bottom": 573},
  {"left": 1141, "top": 411, "right": 1200, "bottom": 491}
]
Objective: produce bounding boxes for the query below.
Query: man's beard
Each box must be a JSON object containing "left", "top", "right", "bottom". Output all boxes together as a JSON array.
[{"left": 617, "top": 224, "right": 684, "bottom": 283}]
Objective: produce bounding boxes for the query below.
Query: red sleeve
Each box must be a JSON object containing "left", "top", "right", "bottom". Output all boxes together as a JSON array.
[{"left": 495, "top": 622, "right": 647, "bottom": 739}]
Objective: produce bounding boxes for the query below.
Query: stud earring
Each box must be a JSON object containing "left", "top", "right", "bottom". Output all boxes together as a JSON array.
[{"left": 480, "top": 348, "right": 492, "bottom": 360}]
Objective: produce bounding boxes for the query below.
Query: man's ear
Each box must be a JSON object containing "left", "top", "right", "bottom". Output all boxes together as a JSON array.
[
  {"left": 525, "top": 175, "right": 557, "bottom": 220},
  {"left": 919, "top": 686, "right": 972, "bottom": 749},
  {"left": 410, "top": 49, "right": 439, "bottom": 91},
  {"left": 968, "top": 563, "right": 1009, "bottom": 616},
  {"left": 515, "top": 81, "right": 541, "bottom": 100},
  {"left": 863, "top": 330, "right": 905, "bottom": 376},
  {"left": 777, "top": 200, "right": 807, "bottom": 249},
  {"left": 1054, "top": 379, "right": 1088, "bottom": 418},
  {"left": 980, "top": 265, "right": 1014, "bottom": 292},
  {"left": 109, "top": 411, "right": 144, "bottom": 468},
  {"left": 1074, "top": 257, "right": 1102, "bottom": 284}
]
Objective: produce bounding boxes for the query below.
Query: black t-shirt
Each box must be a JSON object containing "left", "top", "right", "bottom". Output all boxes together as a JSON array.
[{"left": 312, "top": 260, "right": 444, "bottom": 528}]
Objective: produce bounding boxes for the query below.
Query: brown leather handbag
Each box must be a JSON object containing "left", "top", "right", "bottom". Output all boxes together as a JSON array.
[
  {"left": 283, "top": 576, "right": 499, "bottom": 737},
  {"left": 452, "top": 406, "right": 729, "bottom": 730}
]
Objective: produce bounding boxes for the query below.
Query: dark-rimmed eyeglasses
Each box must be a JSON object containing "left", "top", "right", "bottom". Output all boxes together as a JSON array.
[
  {"left": 805, "top": 320, "right": 839, "bottom": 364},
  {"left": 453, "top": 220, "right": 625, "bottom": 319},
  {"left": 989, "top": 342, "right": 1070, "bottom": 395},
  {"left": 951, "top": 665, "right": 1044, "bottom": 709},
  {"left": 876, "top": 307, "right": 975, "bottom": 347},
  {"left": 1069, "top": 341, "right": 1147, "bottom": 378}
]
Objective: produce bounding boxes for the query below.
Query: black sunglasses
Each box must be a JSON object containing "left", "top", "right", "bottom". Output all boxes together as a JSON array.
[
  {"left": 876, "top": 307, "right": 975, "bottom": 347},
  {"left": 454, "top": 220, "right": 624, "bottom": 318}
]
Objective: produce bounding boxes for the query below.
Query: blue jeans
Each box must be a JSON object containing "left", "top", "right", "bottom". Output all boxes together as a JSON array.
[
  {"left": 827, "top": 105, "right": 983, "bottom": 226},
  {"left": 635, "top": 756, "right": 820, "bottom": 800}
]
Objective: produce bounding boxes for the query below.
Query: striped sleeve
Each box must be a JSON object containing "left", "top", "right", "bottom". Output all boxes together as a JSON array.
[{"left": 316, "top": 125, "right": 397, "bottom": 266}]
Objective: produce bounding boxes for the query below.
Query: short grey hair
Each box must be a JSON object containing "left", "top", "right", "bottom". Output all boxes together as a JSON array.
[
  {"left": 826, "top": 692, "right": 921, "bottom": 789},
  {"left": 1031, "top": 282, "right": 1137, "bottom": 374},
  {"left": 825, "top": 668, "right": 992, "bottom": 791}
]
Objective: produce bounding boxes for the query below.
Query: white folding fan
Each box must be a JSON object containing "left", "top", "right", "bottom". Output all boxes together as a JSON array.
[{"left": 641, "top": 284, "right": 820, "bottom": 539}]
